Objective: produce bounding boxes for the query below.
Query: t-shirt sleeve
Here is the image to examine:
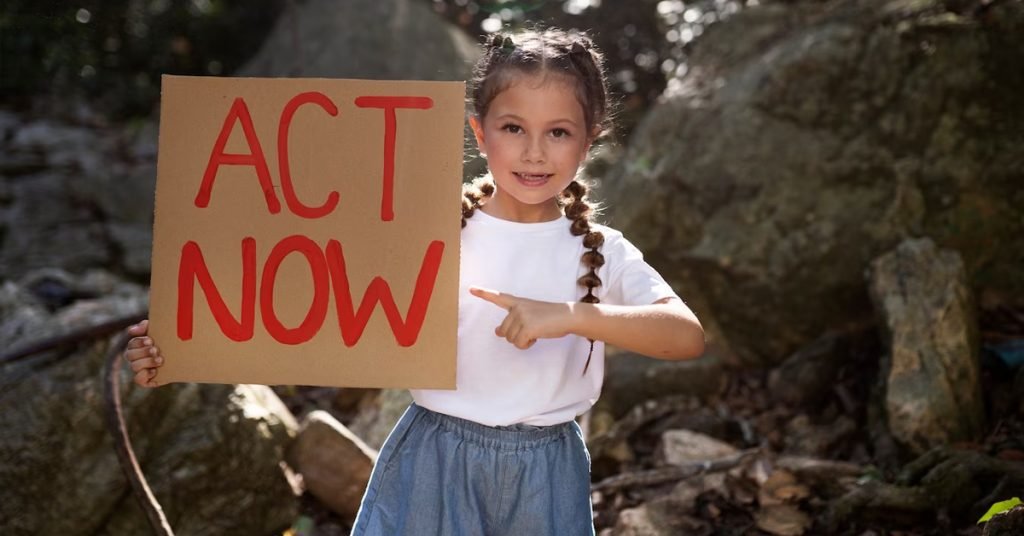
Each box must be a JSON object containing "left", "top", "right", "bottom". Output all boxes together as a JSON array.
[{"left": 600, "top": 229, "right": 681, "bottom": 306}]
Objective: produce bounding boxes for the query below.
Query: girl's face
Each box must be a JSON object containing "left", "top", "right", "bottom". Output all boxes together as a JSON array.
[{"left": 470, "top": 73, "right": 592, "bottom": 222}]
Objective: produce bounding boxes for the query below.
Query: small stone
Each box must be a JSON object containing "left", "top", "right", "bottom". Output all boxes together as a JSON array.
[
  {"left": 659, "top": 429, "right": 737, "bottom": 466},
  {"left": 286, "top": 410, "right": 376, "bottom": 521}
]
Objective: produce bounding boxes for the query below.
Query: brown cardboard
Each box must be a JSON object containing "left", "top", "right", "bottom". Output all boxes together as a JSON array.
[{"left": 149, "top": 75, "right": 463, "bottom": 388}]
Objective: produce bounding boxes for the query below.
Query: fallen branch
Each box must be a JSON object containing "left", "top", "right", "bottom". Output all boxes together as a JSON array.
[
  {"left": 103, "top": 332, "right": 175, "bottom": 536},
  {"left": 0, "top": 312, "right": 146, "bottom": 366},
  {"left": 592, "top": 448, "right": 761, "bottom": 493}
]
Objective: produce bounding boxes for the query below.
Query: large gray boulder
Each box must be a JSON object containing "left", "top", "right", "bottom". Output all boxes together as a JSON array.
[
  {"left": 602, "top": 0, "right": 1024, "bottom": 365},
  {"left": 595, "top": 350, "right": 726, "bottom": 419},
  {"left": 239, "top": 0, "right": 478, "bottom": 80},
  {"left": 0, "top": 270, "right": 300, "bottom": 535}
]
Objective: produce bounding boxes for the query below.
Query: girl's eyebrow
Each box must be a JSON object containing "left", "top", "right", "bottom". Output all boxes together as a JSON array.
[{"left": 494, "top": 113, "right": 580, "bottom": 127}]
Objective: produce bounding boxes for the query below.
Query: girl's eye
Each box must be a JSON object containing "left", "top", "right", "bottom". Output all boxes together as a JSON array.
[
  {"left": 501, "top": 123, "right": 522, "bottom": 134},
  {"left": 551, "top": 128, "right": 571, "bottom": 138}
]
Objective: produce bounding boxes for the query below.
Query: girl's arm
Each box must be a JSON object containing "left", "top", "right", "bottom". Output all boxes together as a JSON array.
[
  {"left": 470, "top": 288, "right": 705, "bottom": 360},
  {"left": 570, "top": 298, "right": 704, "bottom": 360}
]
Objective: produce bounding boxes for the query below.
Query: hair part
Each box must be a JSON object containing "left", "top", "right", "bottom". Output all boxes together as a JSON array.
[{"left": 470, "top": 28, "right": 612, "bottom": 140}]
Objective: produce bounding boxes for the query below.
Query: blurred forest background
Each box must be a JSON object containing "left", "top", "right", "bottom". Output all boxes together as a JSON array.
[
  {"left": 0, "top": 0, "right": 720, "bottom": 127},
  {"left": 2, "top": 0, "right": 1023, "bottom": 535}
]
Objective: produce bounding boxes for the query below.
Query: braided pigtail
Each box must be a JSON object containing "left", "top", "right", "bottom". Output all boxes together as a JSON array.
[
  {"left": 461, "top": 176, "right": 495, "bottom": 228},
  {"left": 561, "top": 179, "right": 605, "bottom": 375}
]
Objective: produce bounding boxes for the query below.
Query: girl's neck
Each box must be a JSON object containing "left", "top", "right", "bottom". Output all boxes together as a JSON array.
[{"left": 479, "top": 188, "right": 562, "bottom": 223}]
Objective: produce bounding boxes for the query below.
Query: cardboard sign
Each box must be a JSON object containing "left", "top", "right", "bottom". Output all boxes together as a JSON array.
[{"left": 149, "top": 75, "right": 463, "bottom": 389}]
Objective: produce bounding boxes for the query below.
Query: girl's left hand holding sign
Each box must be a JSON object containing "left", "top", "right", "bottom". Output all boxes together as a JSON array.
[
  {"left": 123, "top": 319, "right": 165, "bottom": 387},
  {"left": 469, "top": 286, "right": 577, "bottom": 350}
]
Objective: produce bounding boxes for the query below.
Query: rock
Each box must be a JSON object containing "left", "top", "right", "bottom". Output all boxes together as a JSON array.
[
  {"left": 0, "top": 272, "right": 299, "bottom": 535},
  {"left": 1, "top": 268, "right": 147, "bottom": 360},
  {"left": 0, "top": 151, "right": 46, "bottom": 175},
  {"left": 239, "top": 0, "right": 478, "bottom": 81},
  {"left": 612, "top": 504, "right": 675, "bottom": 536},
  {"left": 597, "top": 350, "right": 726, "bottom": 418},
  {"left": 287, "top": 410, "right": 377, "bottom": 520},
  {"left": 782, "top": 414, "right": 857, "bottom": 458},
  {"left": 237, "top": 0, "right": 484, "bottom": 181},
  {"left": 602, "top": 0, "right": 1024, "bottom": 366},
  {"left": 768, "top": 332, "right": 848, "bottom": 408},
  {"left": 106, "top": 221, "right": 155, "bottom": 276},
  {"left": 0, "top": 109, "right": 19, "bottom": 140},
  {"left": 0, "top": 117, "right": 157, "bottom": 280},
  {"left": 9, "top": 120, "right": 115, "bottom": 176},
  {"left": 610, "top": 480, "right": 714, "bottom": 535},
  {"left": 11, "top": 120, "right": 93, "bottom": 155},
  {"left": 347, "top": 388, "right": 413, "bottom": 450},
  {"left": 868, "top": 238, "right": 984, "bottom": 454},
  {"left": 0, "top": 171, "right": 112, "bottom": 277},
  {"left": 659, "top": 429, "right": 738, "bottom": 466},
  {"left": 79, "top": 158, "right": 156, "bottom": 225},
  {"left": 0, "top": 280, "right": 50, "bottom": 345},
  {"left": 770, "top": 330, "right": 880, "bottom": 409},
  {"left": 984, "top": 504, "right": 1024, "bottom": 536}
]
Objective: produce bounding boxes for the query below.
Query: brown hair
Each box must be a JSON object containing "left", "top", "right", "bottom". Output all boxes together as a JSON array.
[{"left": 462, "top": 28, "right": 612, "bottom": 375}]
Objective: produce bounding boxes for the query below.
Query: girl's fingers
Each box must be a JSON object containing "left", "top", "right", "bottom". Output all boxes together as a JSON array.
[
  {"left": 126, "top": 336, "right": 153, "bottom": 350},
  {"left": 124, "top": 345, "right": 159, "bottom": 363},
  {"left": 495, "top": 314, "right": 515, "bottom": 338},
  {"left": 513, "top": 329, "right": 534, "bottom": 349},
  {"left": 506, "top": 322, "right": 524, "bottom": 347},
  {"left": 129, "top": 356, "right": 163, "bottom": 373},
  {"left": 126, "top": 319, "right": 149, "bottom": 336},
  {"left": 133, "top": 368, "right": 157, "bottom": 387}
]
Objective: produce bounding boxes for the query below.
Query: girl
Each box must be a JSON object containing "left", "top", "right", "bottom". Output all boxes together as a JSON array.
[{"left": 124, "top": 28, "right": 704, "bottom": 535}]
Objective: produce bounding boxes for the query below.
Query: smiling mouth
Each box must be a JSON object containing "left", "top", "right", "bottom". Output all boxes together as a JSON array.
[{"left": 513, "top": 172, "right": 553, "bottom": 186}]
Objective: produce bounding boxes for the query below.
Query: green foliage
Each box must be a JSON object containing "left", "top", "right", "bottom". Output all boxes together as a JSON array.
[
  {"left": 282, "top": 515, "right": 315, "bottom": 536},
  {"left": 978, "top": 497, "right": 1022, "bottom": 524},
  {"left": 0, "top": 0, "right": 283, "bottom": 117}
]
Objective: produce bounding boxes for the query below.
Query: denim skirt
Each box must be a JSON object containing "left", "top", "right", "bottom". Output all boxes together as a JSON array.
[{"left": 350, "top": 403, "right": 595, "bottom": 536}]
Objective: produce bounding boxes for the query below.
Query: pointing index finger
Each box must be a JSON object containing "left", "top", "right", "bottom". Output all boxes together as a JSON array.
[{"left": 469, "top": 286, "right": 516, "bottom": 310}]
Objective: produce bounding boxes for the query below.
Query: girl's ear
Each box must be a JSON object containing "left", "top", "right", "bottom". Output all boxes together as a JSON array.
[{"left": 469, "top": 116, "right": 486, "bottom": 157}]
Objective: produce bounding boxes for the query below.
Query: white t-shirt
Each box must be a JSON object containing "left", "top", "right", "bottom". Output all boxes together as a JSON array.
[{"left": 410, "top": 208, "right": 680, "bottom": 426}]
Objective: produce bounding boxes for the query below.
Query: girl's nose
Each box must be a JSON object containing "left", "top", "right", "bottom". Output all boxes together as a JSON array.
[{"left": 522, "top": 136, "right": 546, "bottom": 163}]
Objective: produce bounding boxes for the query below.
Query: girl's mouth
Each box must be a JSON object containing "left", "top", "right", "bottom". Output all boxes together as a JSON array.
[{"left": 513, "top": 172, "right": 553, "bottom": 187}]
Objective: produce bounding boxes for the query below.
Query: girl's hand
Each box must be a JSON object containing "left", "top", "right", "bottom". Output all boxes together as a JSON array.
[
  {"left": 469, "top": 287, "right": 577, "bottom": 350},
  {"left": 123, "top": 319, "right": 163, "bottom": 387}
]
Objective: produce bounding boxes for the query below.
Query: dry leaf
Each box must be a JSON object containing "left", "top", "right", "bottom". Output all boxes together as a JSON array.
[
  {"left": 755, "top": 504, "right": 812, "bottom": 536},
  {"left": 774, "top": 483, "right": 812, "bottom": 502},
  {"left": 759, "top": 469, "right": 801, "bottom": 506}
]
